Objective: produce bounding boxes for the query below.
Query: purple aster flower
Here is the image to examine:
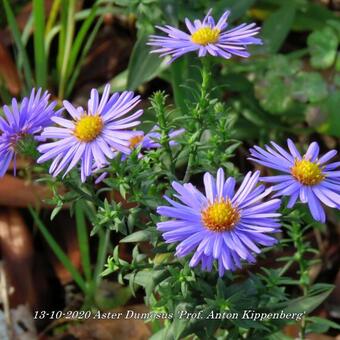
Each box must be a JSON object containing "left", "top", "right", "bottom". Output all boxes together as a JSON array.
[
  {"left": 249, "top": 139, "right": 340, "bottom": 223},
  {"left": 116, "top": 125, "right": 185, "bottom": 160},
  {"left": 148, "top": 9, "right": 262, "bottom": 63},
  {"left": 129, "top": 125, "right": 185, "bottom": 150},
  {"left": 0, "top": 88, "right": 59, "bottom": 177},
  {"left": 157, "top": 169, "right": 281, "bottom": 277},
  {"left": 37, "top": 84, "right": 143, "bottom": 182}
]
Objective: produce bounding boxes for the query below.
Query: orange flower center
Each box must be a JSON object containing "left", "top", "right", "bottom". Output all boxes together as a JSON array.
[
  {"left": 291, "top": 159, "right": 324, "bottom": 186},
  {"left": 129, "top": 135, "right": 144, "bottom": 149},
  {"left": 201, "top": 198, "right": 240, "bottom": 232},
  {"left": 74, "top": 115, "right": 103, "bottom": 142}
]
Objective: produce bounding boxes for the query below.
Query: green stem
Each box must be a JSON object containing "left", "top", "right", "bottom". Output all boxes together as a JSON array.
[
  {"left": 183, "top": 128, "right": 203, "bottom": 183},
  {"left": 278, "top": 258, "right": 294, "bottom": 276},
  {"left": 292, "top": 223, "right": 310, "bottom": 340},
  {"left": 153, "top": 92, "right": 176, "bottom": 176},
  {"left": 65, "top": 179, "right": 102, "bottom": 206},
  {"left": 183, "top": 58, "right": 211, "bottom": 182},
  {"left": 94, "top": 228, "right": 111, "bottom": 287},
  {"left": 75, "top": 201, "right": 92, "bottom": 283}
]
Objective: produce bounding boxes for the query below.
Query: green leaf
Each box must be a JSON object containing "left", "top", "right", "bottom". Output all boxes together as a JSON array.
[
  {"left": 261, "top": 3, "right": 296, "bottom": 53},
  {"left": 29, "top": 207, "right": 87, "bottom": 293},
  {"left": 58, "top": 0, "right": 76, "bottom": 98},
  {"left": 120, "top": 229, "right": 156, "bottom": 243},
  {"left": 2, "top": 0, "right": 33, "bottom": 90},
  {"left": 216, "top": 0, "right": 256, "bottom": 22},
  {"left": 306, "top": 316, "right": 340, "bottom": 334},
  {"left": 269, "top": 286, "right": 333, "bottom": 314},
  {"left": 75, "top": 201, "right": 92, "bottom": 283},
  {"left": 256, "top": 75, "right": 292, "bottom": 114},
  {"left": 127, "top": 34, "right": 166, "bottom": 90},
  {"left": 268, "top": 331, "right": 293, "bottom": 340},
  {"left": 293, "top": 3, "right": 337, "bottom": 31},
  {"left": 95, "top": 283, "right": 131, "bottom": 309},
  {"left": 292, "top": 72, "right": 328, "bottom": 103},
  {"left": 170, "top": 56, "right": 189, "bottom": 113},
  {"left": 50, "top": 203, "right": 63, "bottom": 221},
  {"left": 320, "top": 92, "right": 340, "bottom": 137},
  {"left": 65, "top": 16, "right": 103, "bottom": 97},
  {"left": 33, "top": 0, "right": 47, "bottom": 88},
  {"left": 66, "top": 2, "right": 98, "bottom": 84},
  {"left": 308, "top": 27, "right": 339, "bottom": 69}
]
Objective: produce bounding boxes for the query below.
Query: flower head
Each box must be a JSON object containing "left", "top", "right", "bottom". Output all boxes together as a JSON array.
[
  {"left": 0, "top": 88, "right": 59, "bottom": 177},
  {"left": 117, "top": 125, "right": 185, "bottom": 160},
  {"left": 249, "top": 139, "right": 340, "bottom": 222},
  {"left": 148, "top": 9, "right": 262, "bottom": 63},
  {"left": 37, "top": 84, "right": 143, "bottom": 182},
  {"left": 131, "top": 125, "right": 185, "bottom": 150},
  {"left": 157, "top": 169, "right": 281, "bottom": 276}
]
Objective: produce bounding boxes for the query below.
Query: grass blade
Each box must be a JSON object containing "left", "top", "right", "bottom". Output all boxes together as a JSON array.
[
  {"left": 65, "top": 17, "right": 103, "bottom": 97},
  {"left": 33, "top": 0, "right": 47, "bottom": 87},
  {"left": 66, "top": 2, "right": 98, "bottom": 82},
  {"left": 58, "top": 0, "right": 76, "bottom": 99},
  {"left": 46, "top": 0, "right": 61, "bottom": 36},
  {"left": 75, "top": 201, "right": 92, "bottom": 283},
  {"left": 94, "top": 228, "right": 110, "bottom": 287},
  {"left": 2, "top": 0, "right": 33, "bottom": 91},
  {"left": 29, "top": 207, "right": 87, "bottom": 293}
]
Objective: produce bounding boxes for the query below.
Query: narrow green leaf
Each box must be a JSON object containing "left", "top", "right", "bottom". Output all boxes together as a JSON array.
[
  {"left": 261, "top": 3, "right": 296, "bottom": 53},
  {"left": 170, "top": 57, "right": 188, "bottom": 113},
  {"left": 58, "top": 0, "right": 76, "bottom": 98},
  {"left": 75, "top": 201, "right": 92, "bottom": 283},
  {"left": 46, "top": 0, "right": 61, "bottom": 36},
  {"left": 29, "top": 207, "right": 87, "bottom": 293},
  {"left": 93, "top": 228, "right": 110, "bottom": 286},
  {"left": 66, "top": 2, "right": 99, "bottom": 84},
  {"left": 228, "top": 0, "right": 256, "bottom": 22},
  {"left": 2, "top": 0, "right": 33, "bottom": 90},
  {"left": 50, "top": 204, "right": 63, "bottom": 221},
  {"left": 22, "top": 14, "right": 33, "bottom": 46},
  {"left": 33, "top": 0, "right": 47, "bottom": 87},
  {"left": 46, "top": 6, "right": 114, "bottom": 60},
  {"left": 269, "top": 286, "right": 333, "bottom": 314},
  {"left": 127, "top": 34, "right": 166, "bottom": 90},
  {"left": 120, "top": 229, "right": 155, "bottom": 243},
  {"left": 65, "top": 17, "right": 103, "bottom": 97}
]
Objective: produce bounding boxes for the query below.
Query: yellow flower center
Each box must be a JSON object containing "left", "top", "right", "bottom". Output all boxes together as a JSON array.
[
  {"left": 74, "top": 115, "right": 103, "bottom": 142},
  {"left": 129, "top": 135, "right": 144, "bottom": 149},
  {"left": 291, "top": 159, "right": 324, "bottom": 185},
  {"left": 201, "top": 198, "right": 240, "bottom": 232},
  {"left": 191, "top": 27, "right": 220, "bottom": 45}
]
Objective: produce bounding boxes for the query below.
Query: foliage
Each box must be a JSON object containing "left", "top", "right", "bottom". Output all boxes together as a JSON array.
[{"left": 1, "top": 0, "right": 339, "bottom": 339}]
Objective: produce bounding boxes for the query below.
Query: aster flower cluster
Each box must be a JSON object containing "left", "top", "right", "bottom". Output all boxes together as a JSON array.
[
  {"left": 0, "top": 8, "right": 338, "bottom": 282},
  {"left": 0, "top": 85, "right": 185, "bottom": 182},
  {"left": 0, "top": 88, "right": 60, "bottom": 176},
  {"left": 157, "top": 140, "right": 339, "bottom": 276}
]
